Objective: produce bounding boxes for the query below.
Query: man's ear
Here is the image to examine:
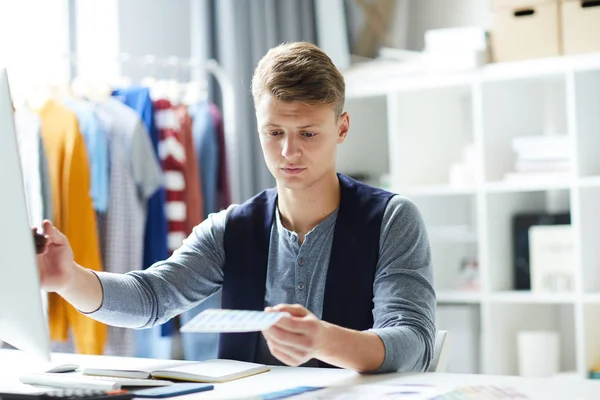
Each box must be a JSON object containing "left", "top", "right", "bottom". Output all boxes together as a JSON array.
[{"left": 337, "top": 112, "right": 349, "bottom": 144}]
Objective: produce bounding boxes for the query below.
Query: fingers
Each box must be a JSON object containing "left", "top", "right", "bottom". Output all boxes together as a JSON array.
[
  {"left": 265, "top": 304, "right": 317, "bottom": 335},
  {"left": 264, "top": 333, "right": 308, "bottom": 367},
  {"left": 273, "top": 316, "right": 315, "bottom": 335},
  {"left": 42, "top": 220, "right": 67, "bottom": 245},
  {"left": 266, "top": 303, "right": 309, "bottom": 317},
  {"left": 262, "top": 325, "right": 313, "bottom": 352},
  {"left": 268, "top": 344, "right": 306, "bottom": 367}
]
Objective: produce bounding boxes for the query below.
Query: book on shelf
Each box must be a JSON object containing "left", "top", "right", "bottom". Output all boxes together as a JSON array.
[{"left": 529, "top": 224, "right": 574, "bottom": 293}]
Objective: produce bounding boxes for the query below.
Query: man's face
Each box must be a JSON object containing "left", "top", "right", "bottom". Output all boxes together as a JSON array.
[{"left": 256, "top": 95, "right": 349, "bottom": 191}]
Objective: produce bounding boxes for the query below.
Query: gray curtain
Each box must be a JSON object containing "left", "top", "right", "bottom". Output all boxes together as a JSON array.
[{"left": 200, "top": 0, "right": 317, "bottom": 202}]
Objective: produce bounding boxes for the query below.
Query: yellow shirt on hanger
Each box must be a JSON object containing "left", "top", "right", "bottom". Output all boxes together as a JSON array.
[{"left": 37, "top": 99, "right": 106, "bottom": 355}]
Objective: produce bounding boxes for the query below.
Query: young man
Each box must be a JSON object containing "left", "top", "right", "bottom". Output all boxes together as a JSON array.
[{"left": 36, "top": 42, "right": 436, "bottom": 373}]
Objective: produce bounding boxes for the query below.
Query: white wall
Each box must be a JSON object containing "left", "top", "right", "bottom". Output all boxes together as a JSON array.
[
  {"left": 75, "top": 0, "right": 193, "bottom": 82},
  {"left": 345, "top": 0, "right": 492, "bottom": 55},
  {"left": 406, "top": 0, "right": 492, "bottom": 51},
  {"left": 117, "top": 0, "right": 192, "bottom": 82},
  {"left": 75, "top": 0, "right": 120, "bottom": 81},
  {"left": 0, "top": 0, "right": 70, "bottom": 89}
]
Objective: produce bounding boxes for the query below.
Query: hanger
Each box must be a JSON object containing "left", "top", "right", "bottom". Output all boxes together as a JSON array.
[
  {"left": 165, "top": 56, "right": 183, "bottom": 105},
  {"left": 182, "top": 80, "right": 207, "bottom": 106},
  {"left": 140, "top": 55, "right": 161, "bottom": 99},
  {"left": 70, "top": 75, "right": 112, "bottom": 102}
]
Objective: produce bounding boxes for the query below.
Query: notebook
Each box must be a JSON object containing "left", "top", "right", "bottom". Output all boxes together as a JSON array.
[
  {"left": 83, "top": 359, "right": 270, "bottom": 384},
  {"left": 19, "top": 373, "right": 173, "bottom": 391}
]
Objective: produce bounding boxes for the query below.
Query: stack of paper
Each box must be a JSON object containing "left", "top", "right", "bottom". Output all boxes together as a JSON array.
[{"left": 505, "top": 135, "right": 571, "bottom": 183}]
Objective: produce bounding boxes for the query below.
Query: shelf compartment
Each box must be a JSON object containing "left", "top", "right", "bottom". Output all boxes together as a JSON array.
[
  {"left": 387, "top": 86, "right": 474, "bottom": 189},
  {"left": 485, "top": 303, "right": 577, "bottom": 376},
  {"left": 583, "top": 304, "right": 600, "bottom": 376},
  {"left": 579, "top": 187, "right": 600, "bottom": 293},
  {"left": 485, "top": 189, "right": 572, "bottom": 292},
  {"left": 414, "top": 195, "right": 479, "bottom": 292},
  {"left": 437, "top": 304, "right": 481, "bottom": 373},
  {"left": 481, "top": 74, "right": 569, "bottom": 183},
  {"left": 574, "top": 70, "right": 600, "bottom": 177}
]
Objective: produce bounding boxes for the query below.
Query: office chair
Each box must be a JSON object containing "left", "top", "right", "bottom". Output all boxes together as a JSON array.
[{"left": 428, "top": 330, "right": 450, "bottom": 373}]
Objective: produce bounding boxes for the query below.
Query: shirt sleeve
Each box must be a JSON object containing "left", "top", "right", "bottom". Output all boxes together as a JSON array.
[
  {"left": 86, "top": 205, "right": 234, "bottom": 328},
  {"left": 130, "top": 120, "right": 164, "bottom": 201},
  {"left": 89, "top": 112, "right": 110, "bottom": 212},
  {"left": 369, "top": 195, "right": 436, "bottom": 373}
]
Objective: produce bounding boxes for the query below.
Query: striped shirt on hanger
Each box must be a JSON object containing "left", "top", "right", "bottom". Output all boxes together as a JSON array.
[{"left": 155, "top": 99, "right": 187, "bottom": 254}]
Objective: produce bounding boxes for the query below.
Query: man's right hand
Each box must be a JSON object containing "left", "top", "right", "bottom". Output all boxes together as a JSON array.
[{"left": 34, "top": 220, "right": 75, "bottom": 293}]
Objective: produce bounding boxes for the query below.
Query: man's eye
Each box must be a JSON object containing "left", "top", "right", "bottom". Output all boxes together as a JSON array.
[
  {"left": 302, "top": 132, "right": 317, "bottom": 138},
  {"left": 268, "top": 131, "right": 283, "bottom": 136}
]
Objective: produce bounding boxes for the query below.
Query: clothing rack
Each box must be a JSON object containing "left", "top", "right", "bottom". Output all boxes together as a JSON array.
[
  {"left": 59, "top": 52, "right": 241, "bottom": 205},
  {"left": 11, "top": 53, "right": 241, "bottom": 358}
]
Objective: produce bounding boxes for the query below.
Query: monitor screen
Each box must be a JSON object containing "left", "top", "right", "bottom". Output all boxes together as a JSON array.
[{"left": 0, "top": 68, "right": 52, "bottom": 363}]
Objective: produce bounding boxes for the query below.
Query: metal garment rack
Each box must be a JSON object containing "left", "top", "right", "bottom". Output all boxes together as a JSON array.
[{"left": 65, "top": 52, "right": 240, "bottom": 206}]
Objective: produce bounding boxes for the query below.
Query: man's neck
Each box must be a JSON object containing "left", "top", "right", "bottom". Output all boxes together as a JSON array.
[{"left": 277, "top": 173, "right": 341, "bottom": 241}]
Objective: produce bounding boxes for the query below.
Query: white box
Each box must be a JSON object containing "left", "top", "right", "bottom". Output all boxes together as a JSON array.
[
  {"left": 561, "top": 0, "right": 600, "bottom": 55},
  {"left": 491, "top": 3, "right": 561, "bottom": 62}
]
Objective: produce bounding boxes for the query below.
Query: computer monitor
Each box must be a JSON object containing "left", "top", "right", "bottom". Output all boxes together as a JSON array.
[{"left": 0, "top": 68, "right": 52, "bottom": 363}]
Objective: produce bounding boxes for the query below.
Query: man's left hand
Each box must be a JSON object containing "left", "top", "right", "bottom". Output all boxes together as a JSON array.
[{"left": 262, "top": 304, "right": 330, "bottom": 366}]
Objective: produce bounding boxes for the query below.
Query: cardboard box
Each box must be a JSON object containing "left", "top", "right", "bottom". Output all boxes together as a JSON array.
[
  {"left": 491, "top": 3, "right": 561, "bottom": 62},
  {"left": 492, "top": 0, "right": 553, "bottom": 9},
  {"left": 561, "top": 0, "right": 600, "bottom": 55}
]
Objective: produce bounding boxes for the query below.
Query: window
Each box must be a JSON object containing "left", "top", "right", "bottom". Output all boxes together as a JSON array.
[{"left": 0, "top": 0, "right": 70, "bottom": 93}]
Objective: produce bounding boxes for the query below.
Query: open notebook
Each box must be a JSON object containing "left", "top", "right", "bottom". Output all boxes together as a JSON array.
[{"left": 83, "top": 359, "right": 270, "bottom": 384}]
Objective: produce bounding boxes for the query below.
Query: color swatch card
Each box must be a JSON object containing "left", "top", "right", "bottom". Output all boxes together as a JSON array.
[{"left": 180, "top": 309, "right": 290, "bottom": 333}]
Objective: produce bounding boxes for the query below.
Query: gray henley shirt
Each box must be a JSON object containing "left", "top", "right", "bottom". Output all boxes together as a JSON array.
[{"left": 88, "top": 194, "right": 436, "bottom": 373}]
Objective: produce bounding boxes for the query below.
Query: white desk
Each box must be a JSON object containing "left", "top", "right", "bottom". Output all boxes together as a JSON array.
[{"left": 1, "top": 349, "right": 599, "bottom": 399}]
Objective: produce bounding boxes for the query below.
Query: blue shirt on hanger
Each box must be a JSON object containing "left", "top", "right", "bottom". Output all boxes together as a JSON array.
[
  {"left": 112, "top": 87, "right": 169, "bottom": 269},
  {"left": 64, "top": 100, "right": 109, "bottom": 213},
  {"left": 113, "top": 86, "right": 175, "bottom": 342},
  {"left": 189, "top": 100, "right": 219, "bottom": 217}
]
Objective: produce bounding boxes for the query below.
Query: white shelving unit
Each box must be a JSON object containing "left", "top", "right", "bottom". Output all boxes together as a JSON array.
[{"left": 339, "top": 53, "right": 600, "bottom": 379}]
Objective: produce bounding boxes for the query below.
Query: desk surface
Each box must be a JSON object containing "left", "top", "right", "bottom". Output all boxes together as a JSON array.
[{"left": 1, "top": 349, "right": 599, "bottom": 399}]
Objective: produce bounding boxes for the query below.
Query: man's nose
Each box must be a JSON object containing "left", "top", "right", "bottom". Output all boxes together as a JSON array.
[{"left": 281, "top": 135, "right": 300, "bottom": 159}]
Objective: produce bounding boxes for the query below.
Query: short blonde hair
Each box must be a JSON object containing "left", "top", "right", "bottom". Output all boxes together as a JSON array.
[{"left": 251, "top": 42, "right": 346, "bottom": 118}]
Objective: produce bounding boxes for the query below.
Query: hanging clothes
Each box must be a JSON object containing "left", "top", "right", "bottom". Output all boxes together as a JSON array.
[
  {"left": 210, "top": 104, "right": 231, "bottom": 210},
  {"left": 154, "top": 99, "right": 187, "bottom": 254},
  {"left": 112, "top": 86, "right": 169, "bottom": 269},
  {"left": 36, "top": 99, "right": 106, "bottom": 355},
  {"left": 112, "top": 87, "right": 173, "bottom": 358},
  {"left": 180, "top": 100, "right": 220, "bottom": 361},
  {"left": 174, "top": 104, "right": 203, "bottom": 230},
  {"left": 94, "top": 98, "right": 163, "bottom": 357},
  {"left": 63, "top": 100, "right": 110, "bottom": 213},
  {"left": 189, "top": 100, "right": 218, "bottom": 218}
]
